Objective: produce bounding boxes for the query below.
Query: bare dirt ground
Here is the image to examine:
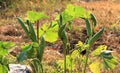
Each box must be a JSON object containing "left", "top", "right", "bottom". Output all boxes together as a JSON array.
[{"left": 0, "top": 0, "right": 120, "bottom": 60}]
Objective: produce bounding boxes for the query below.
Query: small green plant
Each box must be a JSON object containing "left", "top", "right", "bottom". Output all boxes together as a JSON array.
[
  {"left": 17, "top": 19, "right": 45, "bottom": 73},
  {"left": 17, "top": 11, "right": 58, "bottom": 73},
  {"left": 58, "top": 14, "right": 68, "bottom": 73},
  {"left": 56, "top": 4, "right": 118, "bottom": 73},
  {"left": 17, "top": 12, "right": 46, "bottom": 72},
  {"left": 57, "top": 4, "right": 91, "bottom": 73}
]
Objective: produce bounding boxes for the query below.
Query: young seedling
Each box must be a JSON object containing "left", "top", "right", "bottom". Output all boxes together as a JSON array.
[{"left": 58, "top": 14, "right": 68, "bottom": 73}]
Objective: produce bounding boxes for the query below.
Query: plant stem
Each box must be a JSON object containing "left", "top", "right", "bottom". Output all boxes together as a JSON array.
[
  {"left": 36, "top": 20, "right": 39, "bottom": 43},
  {"left": 63, "top": 43, "right": 67, "bottom": 73},
  {"left": 83, "top": 47, "right": 89, "bottom": 73}
]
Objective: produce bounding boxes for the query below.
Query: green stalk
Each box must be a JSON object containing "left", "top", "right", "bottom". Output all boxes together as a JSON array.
[
  {"left": 83, "top": 47, "right": 90, "bottom": 73},
  {"left": 63, "top": 43, "right": 67, "bottom": 73},
  {"left": 78, "top": 54, "right": 81, "bottom": 73},
  {"left": 36, "top": 20, "right": 39, "bottom": 43}
]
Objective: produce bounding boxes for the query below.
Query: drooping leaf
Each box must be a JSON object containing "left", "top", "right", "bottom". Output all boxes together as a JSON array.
[
  {"left": 89, "top": 61, "right": 100, "bottom": 73},
  {"left": 102, "top": 57, "right": 118, "bottom": 70},
  {"left": 100, "top": 51, "right": 118, "bottom": 70},
  {"left": 89, "top": 28, "right": 104, "bottom": 46},
  {"left": 90, "top": 13, "right": 97, "bottom": 27}
]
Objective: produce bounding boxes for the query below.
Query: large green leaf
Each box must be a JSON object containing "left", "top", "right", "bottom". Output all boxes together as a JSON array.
[
  {"left": 44, "top": 30, "right": 58, "bottom": 43},
  {"left": 26, "top": 11, "right": 48, "bottom": 23},
  {"left": 59, "top": 4, "right": 91, "bottom": 24},
  {"left": 74, "top": 6, "right": 91, "bottom": 18},
  {"left": 36, "top": 22, "right": 58, "bottom": 43},
  {"left": 61, "top": 11, "right": 73, "bottom": 24}
]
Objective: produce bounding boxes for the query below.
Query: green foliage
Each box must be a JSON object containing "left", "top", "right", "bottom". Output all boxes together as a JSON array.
[
  {"left": 57, "top": 55, "right": 75, "bottom": 72},
  {"left": 17, "top": 36, "right": 45, "bottom": 73},
  {"left": 89, "top": 45, "right": 118, "bottom": 73},
  {"left": 29, "top": 59, "right": 43, "bottom": 73},
  {"left": 26, "top": 11, "right": 48, "bottom": 23},
  {"left": 17, "top": 18, "right": 29, "bottom": 35},
  {"left": 90, "top": 13, "right": 97, "bottom": 27},
  {"left": 17, "top": 18, "right": 37, "bottom": 42},
  {"left": 56, "top": 4, "right": 91, "bottom": 24},
  {"left": 17, "top": 44, "right": 34, "bottom": 63},
  {"left": 0, "top": 41, "right": 14, "bottom": 56},
  {"left": 0, "top": 63, "right": 8, "bottom": 73},
  {"left": 37, "top": 36, "right": 45, "bottom": 62},
  {"left": 16, "top": 4, "right": 118, "bottom": 73},
  {"left": 26, "top": 20, "right": 37, "bottom": 42},
  {"left": 89, "top": 28, "right": 104, "bottom": 46},
  {"left": 58, "top": 14, "right": 68, "bottom": 73},
  {"left": 37, "top": 21, "right": 58, "bottom": 43},
  {"left": 85, "top": 19, "right": 92, "bottom": 37},
  {"left": 0, "top": 41, "right": 14, "bottom": 73},
  {"left": 101, "top": 51, "right": 118, "bottom": 70}
]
